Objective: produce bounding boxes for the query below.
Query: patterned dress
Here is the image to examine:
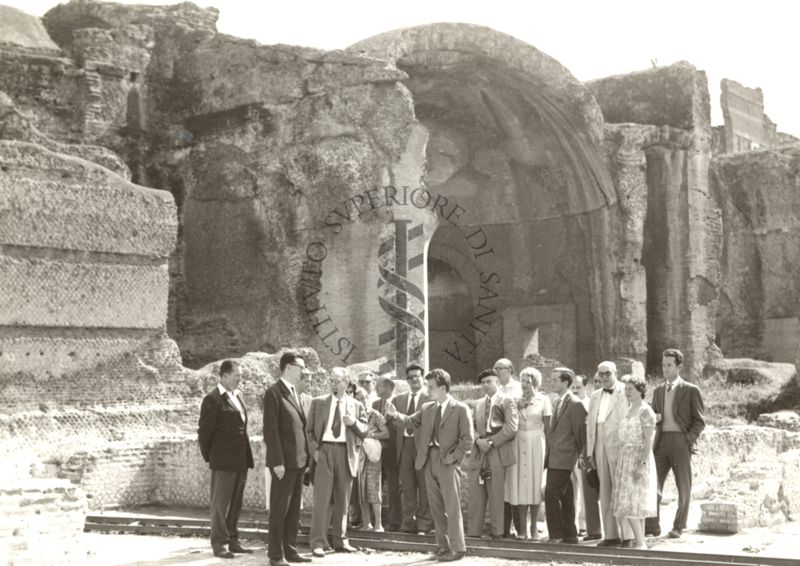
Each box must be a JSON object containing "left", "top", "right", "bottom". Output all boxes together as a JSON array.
[
  {"left": 504, "top": 392, "right": 552, "bottom": 505},
  {"left": 358, "top": 408, "right": 387, "bottom": 504},
  {"left": 612, "top": 403, "right": 657, "bottom": 519}
]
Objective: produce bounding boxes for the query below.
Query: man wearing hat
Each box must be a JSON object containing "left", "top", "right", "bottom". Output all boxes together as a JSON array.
[{"left": 584, "top": 361, "right": 632, "bottom": 547}]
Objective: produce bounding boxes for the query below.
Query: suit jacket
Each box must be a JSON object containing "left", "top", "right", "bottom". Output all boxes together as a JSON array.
[
  {"left": 392, "top": 395, "right": 474, "bottom": 471},
  {"left": 391, "top": 390, "right": 430, "bottom": 462},
  {"left": 651, "top": 379, "right": 706, "bottom": 450},
  {"left": 586, "top": 379, "right": 627, "bottom": 461},
  {"left": 300, "top": 392, "right": 312, "bottom": 418},
  {"left": 198, "top": 387, "right": 254, "bottom": 471},
  {"left": 373, "top": 398, "right": 399, "bottom": 469},
  {"left": 545, "top": 391, "right": 587, "bottom": 470},
  {"left": 306, "top": 394, "right": 368, "bottom": 477},
  {"left": 469, "top": 393, "right": 518, "bottom": 469},
  {"left": 263, "top": 379, "right": 309, "bottom": 470}
]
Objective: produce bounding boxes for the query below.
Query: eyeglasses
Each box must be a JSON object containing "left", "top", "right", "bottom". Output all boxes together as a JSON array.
[
  {"left": 493, "top": 366, "right": 512, "bottom": 371},
  {"left": 598, "top": 371, "right": 612, "bottom": 376}
]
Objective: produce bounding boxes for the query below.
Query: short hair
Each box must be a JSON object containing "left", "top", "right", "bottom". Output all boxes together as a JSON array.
[
  {"left": 279, "top": 350, "right": 304, "bottom": 372},
  {"left": 358, "top": 371, "right": 376, "bottom": 382},
  {"left": 376, "top": 376, "right": 395, "bottom": 392},
  {"left": 345, "top": 381, "right": 357, "bottom": 395},
  {"left": 663, "top": 348, "right": 684, "bottom": 366},
  {"left": 554, "top": 367, "right": 575, "bottom": 387},
  {"left": 519, "top": 367, "right": 542, "bottom": 388},
  {"left": 406, "top": 363, "right": 424, "bottom": 377},
  {"left": 574, "top": 374, "right": 588, "bottom": 387},
  {"left": 626, "top": 374, "right": 647, "bottom": 398},
  {"left": 426, "top": 368, "right": 452, "bottom": 392},
  {"left": 493, "top": 358, "right": 514, "bottom": 372},
  {"left": 220, "top": 359, "right": 238, "bottom": 376},
  {"left": 354, "top": 386, "right": 368, "bottom": 401},
  {"left": 477, "top": 368, "right": 498, "bottom": 383}
]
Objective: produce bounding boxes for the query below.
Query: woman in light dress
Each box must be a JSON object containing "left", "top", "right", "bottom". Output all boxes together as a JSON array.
[
  {"left": 612, "top": 375, "right": 657, "bottom": 549},
  {"left": 354, "top": 387, "right": 390, "bottom": 531},
  {"left": 504, "top": 367, "right": 552, "bottom": 540}
]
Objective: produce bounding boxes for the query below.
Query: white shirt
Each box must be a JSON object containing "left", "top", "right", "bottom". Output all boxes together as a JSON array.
[
  {"left": 597, "top": 382, "right": 616, "bottom": 424},
  {"left": 429, "top": 397, "right": 450, "bottom": 446},
  {"left": 498, "top": 378, "right": 523, "bottom": 399},
  {"left": 367, "top": 390, "right": 380, "bottom": 406},
  {"left": 280, "top": 377, "right": 299, "bottom": 405},
  {"left": 486, "top": 391, "right": 503, "bottom": 429},
  {"left": 217, "top": 383, "right": 245, "bottom": 422},
  {"left": 404, "top": 391, "right": 421, "bottom": 437},
  {"left": 322, "top": 394, "right": 347, "bottom": 443},
  {"left": 555, "top": 391, "right": 570, "bottom": 420}
]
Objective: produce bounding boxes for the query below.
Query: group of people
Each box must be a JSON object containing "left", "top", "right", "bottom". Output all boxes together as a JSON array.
[{"left": 197, "top": 348, "right": 705, "bottom": 563}]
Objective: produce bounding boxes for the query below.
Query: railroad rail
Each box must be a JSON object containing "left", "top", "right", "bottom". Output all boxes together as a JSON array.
[{"left": 84, "top": 514, "right": 798, "bottom": 566}]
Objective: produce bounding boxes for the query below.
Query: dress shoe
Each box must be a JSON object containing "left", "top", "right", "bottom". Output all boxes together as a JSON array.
[
  {"left": 437, "top": 551, "right": 465, "bottom": 562},
  {"left": 619, "top": 539, "right": 634, "bottom": 548},
  {"left": 561, "top": 537, "right": 579, "bottom": 544},
  {"left": 213, "top": 549, "right": 235, "bottom": 559},
  {"left": 430, "top": 547, "right": 449, "bottom": 558},
  {"left": 269, "top": 560, "right": 290, "bottom": 566},
  {"left": 583, "top": 533, "right": 602, "bottom": 541},
  {"left": 229, "top": 542, "right": 253, "bottom": 553},
  {"left": 645, "top": 529, "right": 660, "bottom": 537},
  {"left": 542, "top": 538, "right": 561, "bottom": 544},
  {"left": 578, "top": 529, "right": 587, "bottom": 537},
  {"left": 286, "top": 554, "right": 312, "bottom": 563},
  {"left": 311, "top": 548, "right": 326, "bottom": 558},
  {"left": 596, "top": 538, "right": 621, "bottom": 547},
  {"left": 334, "top": 542, "right": 358, "bottom": 553},
  {"left": 668, "top": 528, "right": 682, "bottom": 538}
]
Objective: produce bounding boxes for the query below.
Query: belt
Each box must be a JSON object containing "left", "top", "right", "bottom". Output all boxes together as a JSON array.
[{"left": 321, "top": 441, "right": 347, "bottom": 445}]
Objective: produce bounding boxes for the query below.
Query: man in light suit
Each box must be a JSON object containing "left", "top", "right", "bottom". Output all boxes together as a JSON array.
[
  {"left": 197, "top": 360, "right": 254, "bottom": 559},
  {"left": 263, "top": 351, "right": 311, "bottom": 566},
  {"left": 307, "top": 368, "right": 368, "bottom": 557},
  {"left": 392, "top": 363, "right": 433, "bottom": 533},
  {"left": 386, "top": 369, "right": 474, "bottom": 562},
  {"left": 466, "top": 368, "right": 518, "bottom": 539},
  {"left": 571, "top": 375, "right": 601, "bottom": 541},
  {"left": 584, "top": 361, "right": 632, "bottom": 547},
  {"left": 544, "top": 368, "right": 586, "bottom": 544},
  {"left": 645, "top": 349, "right": 706, "bottom": 539}
]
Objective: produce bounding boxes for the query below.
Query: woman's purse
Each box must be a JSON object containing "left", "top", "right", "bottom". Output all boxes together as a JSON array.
[{"left": 363, "top": 437, "right": 382, "bottom": 463}]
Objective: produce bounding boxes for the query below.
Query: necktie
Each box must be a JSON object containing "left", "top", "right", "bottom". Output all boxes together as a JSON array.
[
  {"left": 484, "top": 395, "right": 491, "bottom": 427},
  {"left": 332, "top": 399, "right": 342, "bottom": 437},
  {"left": 432, "top": 403, "right": 442, "bottom": 445},
  {"left": 553, "top": 400, "right": 560, "bottom": 426},
  {"left": 603, "top": 388, "right": 614, "bottom": 394},
  {"left": 667, "top": 383, "right": 673, "bottom": 392},
  {"left": 408, "top": 393, "right": 416, "bottom": 414}
]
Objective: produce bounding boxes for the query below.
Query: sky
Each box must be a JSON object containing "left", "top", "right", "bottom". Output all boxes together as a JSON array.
[{"left": 8, "top": 0, "right": 800, "bottom": 136}]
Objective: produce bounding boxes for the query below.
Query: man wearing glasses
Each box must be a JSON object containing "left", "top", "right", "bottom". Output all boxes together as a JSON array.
[
  {"left": 263, "top": 351, "right": 312, "bottom": 566},
  {"left": 584, "top": 361, "right": 632, "bottom": 547},
  {"left": 493, "top": 358, "right": 522, "bottom": 400}
]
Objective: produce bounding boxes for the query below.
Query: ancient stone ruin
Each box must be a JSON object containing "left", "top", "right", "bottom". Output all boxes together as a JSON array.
[{"left": 1, "top": 2, "right": 799, "bottom": 564}]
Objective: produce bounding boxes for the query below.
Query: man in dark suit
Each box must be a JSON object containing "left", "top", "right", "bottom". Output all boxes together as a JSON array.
[
  {"left": 307, "top": 368, "right": 368, "bottom": 557},
  {"left": 197, "top": 360, "right": 254, "bottom": 559},
  {"left": 392, "top": 363, "right": 434, "bottom": 533},
  {"left": 544, "top": 368, "right": 587, "bottom": 544},
  {"left": 386, "top": 369, "right": 474, "bottom": 562},
  {"left": 373, "top": 376, "right": 401, "bottom": 531},
  {"left": 466, "top": 368, "right": 518, "bottom": 539},
  {"left": 645, "top": 349, "right": 706, "bottom": 539},
  {"left": 263, "top": 351, "right": 311, "bottom": 566}
]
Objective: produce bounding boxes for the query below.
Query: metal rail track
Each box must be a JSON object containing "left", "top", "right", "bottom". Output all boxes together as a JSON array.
[{"left": 84, "top": 514, "right": 798, "bottom": 566}]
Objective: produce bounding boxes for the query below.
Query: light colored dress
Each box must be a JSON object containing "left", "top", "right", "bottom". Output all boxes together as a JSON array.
[
  {"left": 358, "top": 409, "right": 386, "bottom": 504},
  {"left": 612, "top": 403, "right": 657, "bottom": 519},
  {"left": 504, "top": 392, "right": 552, "bottom": 505}
]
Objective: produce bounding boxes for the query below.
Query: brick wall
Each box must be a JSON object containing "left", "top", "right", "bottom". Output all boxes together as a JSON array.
[{"left": 0, "top": 479, "right": 88, "bottom": 566}]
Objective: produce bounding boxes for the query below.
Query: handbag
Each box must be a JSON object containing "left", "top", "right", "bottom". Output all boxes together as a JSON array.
[{"left": 363, "top": 437, "right": 382, "bottom": 463}]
